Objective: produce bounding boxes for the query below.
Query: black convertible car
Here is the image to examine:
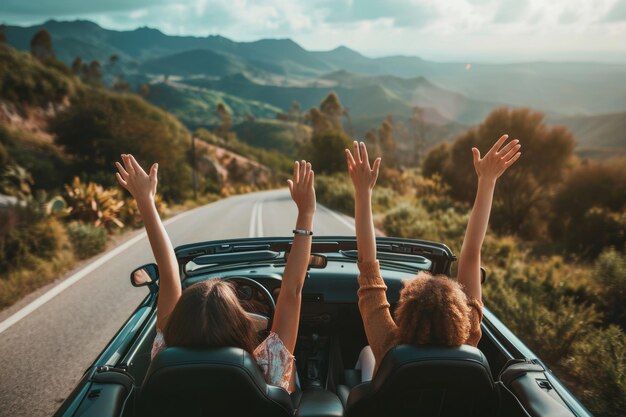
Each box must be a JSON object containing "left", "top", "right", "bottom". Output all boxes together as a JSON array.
[{"left": 54, "top": 236, "right": 593, "bottom": 417}]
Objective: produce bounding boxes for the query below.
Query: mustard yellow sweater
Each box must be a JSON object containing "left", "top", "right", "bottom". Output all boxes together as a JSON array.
[{"left": 357, "top": 260, "right": 483, "bottom": 375}]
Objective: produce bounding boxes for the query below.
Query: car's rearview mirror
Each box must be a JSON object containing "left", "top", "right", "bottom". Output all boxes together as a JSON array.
[
  {"left": 131, "top": 263, "right": 159, "bottom": 287},
  {"left": 284, "top": 252, "right": 328, "bottom": 269}
]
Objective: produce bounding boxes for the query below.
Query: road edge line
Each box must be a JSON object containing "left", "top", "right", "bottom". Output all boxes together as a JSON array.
[{"left": 0, "top": 210, "right": 192, "bottom": 335}]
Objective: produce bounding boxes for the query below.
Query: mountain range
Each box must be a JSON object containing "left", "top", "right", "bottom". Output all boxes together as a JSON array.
[{"left": 3, "top": 19, "right": 626, "bottom": 155}]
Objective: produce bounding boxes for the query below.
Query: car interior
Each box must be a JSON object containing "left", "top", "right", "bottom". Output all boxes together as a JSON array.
[{"left": 65, "top": 238, "right": 582, "bottom": 417}]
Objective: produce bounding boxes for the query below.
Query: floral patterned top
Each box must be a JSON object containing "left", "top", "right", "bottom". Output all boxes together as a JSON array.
[{"left": 151, "top": 330, "right": 295, "bottom": 393}]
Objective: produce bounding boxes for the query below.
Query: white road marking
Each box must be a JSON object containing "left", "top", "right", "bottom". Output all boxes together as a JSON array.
[
  {"left": 249, "top": 201, "right": 259, "bottom": 237},
  {"left": 248, "top": 199, "right": 264, "bottom": 237},
  {"left": 0, "top": 210, "right": 192, "bottom": 335},
  {"left": 256, "top": 200, "right": 264, "bottom": 237},
  {"left": 320, "top": 205, "right": 355, "bottom": 232}
]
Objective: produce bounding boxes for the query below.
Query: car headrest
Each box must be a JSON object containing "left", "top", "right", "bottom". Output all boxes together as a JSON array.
[
  {"left": 139, "top": 346, "right": 293, "bottom": 417},
  {"left": 347, "top": 344, "right": 496, "bottom": 417}
]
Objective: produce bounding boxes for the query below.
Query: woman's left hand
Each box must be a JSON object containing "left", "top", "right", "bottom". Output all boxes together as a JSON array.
[
  {"left": 287, "top": 160, "right": 316, "bottom": 217},
  {"left": 115, "top": 154, "right": 158, "bottom": 204}
]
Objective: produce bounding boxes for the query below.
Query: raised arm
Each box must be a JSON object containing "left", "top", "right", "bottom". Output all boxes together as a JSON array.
[
  {"left": 271, "top": 160, "right": 315, "bottom": 354},
  {"left": 457, "top": 135, "right": 521, "bottom": 302},
  {"left": 346, "top": 142, "right": 396, "bottom": 368},
  {"left": 116, "top": 154, "right": 181, "bottom": 331},
  {"left": 346, "top": 141, "right": 381, "bottom": 263}
]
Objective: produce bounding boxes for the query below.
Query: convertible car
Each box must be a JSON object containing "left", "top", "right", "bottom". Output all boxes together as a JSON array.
[{"left": 54, "top": 236, "right": 593, "bottom": 417}]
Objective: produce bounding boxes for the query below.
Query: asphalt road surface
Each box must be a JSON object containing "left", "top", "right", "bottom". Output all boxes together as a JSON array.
[{"left": 0, "top": 189, "right": 356, "bottom": 417}]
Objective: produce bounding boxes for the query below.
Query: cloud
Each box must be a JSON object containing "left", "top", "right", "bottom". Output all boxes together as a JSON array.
[
  {"left": 319, "top": 0, "right": 438, "bottom": 28},
  {"left": 493, "top": 0, "right": 530, "bottom": 23},
  {"left": 0, "top": 0, "right": 171, "bottom": 15},
  {"left": 605, "top": 0, "right": 626, "bottom": 21}
]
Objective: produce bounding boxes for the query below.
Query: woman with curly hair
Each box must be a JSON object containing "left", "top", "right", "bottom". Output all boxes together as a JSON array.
[{"left": 345, "top": 135, "right": 521, "bottom": 380}]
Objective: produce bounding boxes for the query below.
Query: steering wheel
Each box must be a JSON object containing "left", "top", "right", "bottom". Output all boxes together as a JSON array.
[{"left": 222, "top": 276, "right": 276, "bottom": 333}]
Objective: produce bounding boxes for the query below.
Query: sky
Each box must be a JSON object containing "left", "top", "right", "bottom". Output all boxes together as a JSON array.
[{"left": 2, "top": 0, "right": 626, "bottom": 62}]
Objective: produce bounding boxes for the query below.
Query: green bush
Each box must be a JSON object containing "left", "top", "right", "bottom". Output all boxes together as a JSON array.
[
  {"left": 383, "top": 203, "right": 438, "bottom": 240},
  {"left": 570, "top": 325, "right": 626, "bottom": 417},
  {"left": 596, "top": 249, "right": 626, "bottom": 325},
  {"left": 0, "top": 207, "right": 66, "bottom": 274},
  {"left": 51, "top": 89, "right": 191, "bottom": 201},
  {"left": 315, "top": 174, "right": 355, "bottom": 215},
  {"left": 66, "top": 222, "right": 108, "bottom": 260},
  {"left": 305, "top": 131, "right": 353, "bottom": 175}
]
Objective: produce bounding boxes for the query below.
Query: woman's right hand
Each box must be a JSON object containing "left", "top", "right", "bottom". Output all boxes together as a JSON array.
[
  {"left": 287, "top": 160, "right": 316, "bottom": 218},
  {"left": 345, "top": 141, "right": 381, "bottom": 195},
  {"left": 115, "top": 154, "right": 158, "bottom": 204}
]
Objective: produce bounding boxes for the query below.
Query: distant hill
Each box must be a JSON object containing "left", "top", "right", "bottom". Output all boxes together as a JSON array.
[
  {"left": 5, "top": 20, "right": 626, "bottom": 118},
  {"left": 183, "top": 72, "right": 494, "bottom": 125},
  {"left": 233, "top": 119, "right": 312, "bottom": 159},
  {"left": 145, "top": 82, "right": 283, "bottom": 129},
  {"left": 548, "top": 112, "right": 626, "bottom": 159}
]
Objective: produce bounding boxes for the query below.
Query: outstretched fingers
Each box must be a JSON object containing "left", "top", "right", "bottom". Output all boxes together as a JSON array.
[
  {"left": 360, "top": 142, "right": 371, "bottom": 169},
  {"left": 371, "top": 157, "right": 381, "bottom": 187},
  {"left": 500, "top": 143, "right": 521, "bottom": 162},
  {"left": 353, "top": 141, "right": 362, "bottom": 164},
  {"left": 488, "top": 134, "right": 509, "bottom": 155},
  {"left": 293, "top": 160, "right": 300, "bottom": 184},
  {"left": 505, "top": 151, "right": 522, "bottom": 167},
  {"left": 497, "top": 139, "right": 519, "bottom": 156},
  {"left": 345, "top": 149, "right": 356, "bottom": 172},
  {"left": 115, "top": 161, "right": 129, "bottom": 179},
  {"left": 115, "top": 172, "right": 127, "bottom": 188}
]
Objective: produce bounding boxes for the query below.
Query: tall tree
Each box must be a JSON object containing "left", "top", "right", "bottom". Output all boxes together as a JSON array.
[
  {"left": 215, "top": 102, "right": 232, "bottom": 138},
  {"left": 379, "top": 116, "right": 396, "bottom": 166},
  {"left": 30, "top": 29, "right": 55, "bottom": 61},
  {"left": 320, "top": 92, "right": 344, "bottom": 132},
  {"left": 0, "top": 25, "right": 6, "bottom": 43},
  {"left": 86, "top": 60, "right": 102, "bottom": 85},
  {"left": 71, "top": 56, "right": 83, "bottom": 75},
  {"left": 411, "top": 106, "right": 429, "bottom": 165},
  {"left": 426, "top": 107, "right": 576, "bottom": 237},
  {"left": 307, "top": 131, "right": 353, "bottom": 174}
]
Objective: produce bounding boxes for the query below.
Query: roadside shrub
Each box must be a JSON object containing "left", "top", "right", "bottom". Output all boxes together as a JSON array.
[
  {"left": 551, "top": 160, "right": 626, "bottom": 258},
  {"left": 63, "top": 177, "right": 124, "bottom": 232},
  {"left": 119, "top": 194, "right": 168, "bottom": 229},
  {"left": 595, "top": 248, "right": 626, "bottom": 325},
  {"left": 66, "top": 222, "right": 108, "bottom": 260},
  {"left": 315, "top": 174, "right": 354, "bottom": 215},
  {"left": 0, "top": 207, "right": 66, "bottom": 274},
  {"left": 570, "top": 325, "right": 626, "bottom": 417},
  {"left": 51, "top": 89, "right": 191, "bottom": 201},
  {"left": 305, "top": 131, "right": 353, "bottom": 175},
  {"left": 383, "top": 203, "right": 438, "bottom": 241}
]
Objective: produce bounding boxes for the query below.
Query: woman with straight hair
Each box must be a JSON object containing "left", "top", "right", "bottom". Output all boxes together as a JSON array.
[{"left": 116, "top": 154, "right": 316, "bottom": 393}]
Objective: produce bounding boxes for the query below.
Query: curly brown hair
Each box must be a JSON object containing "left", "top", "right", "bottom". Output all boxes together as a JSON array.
[
  {"left": 164, "top": 280, "right": 259, "bottom": 355},
  {"left": 394, "top": 272, "right": 471, "bottom": 346}
]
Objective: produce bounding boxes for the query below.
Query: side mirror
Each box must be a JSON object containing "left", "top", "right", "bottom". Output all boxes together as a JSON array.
[{"left": 131, "top": 263, "right": 159, "bottom": 287}]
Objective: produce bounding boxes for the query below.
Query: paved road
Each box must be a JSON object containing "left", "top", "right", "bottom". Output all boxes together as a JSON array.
[{"left": 0, "top": 189, "right": 355, "bottom": 417}]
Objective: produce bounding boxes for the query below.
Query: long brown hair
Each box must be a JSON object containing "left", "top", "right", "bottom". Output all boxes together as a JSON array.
[
  {"left": 163, "top": 280, "right": 258, "bottom": 355},
  {"left": 394, "top": 272, "right": 471, "bottom": 346}
]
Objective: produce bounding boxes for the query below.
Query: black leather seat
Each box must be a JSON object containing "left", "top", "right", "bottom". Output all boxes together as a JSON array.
[
  {"left": 340, "top": 344, "right": 497, "bottom": 417},
  {"left": 139, "top": 346, "right": 294, "bottom": 417}
]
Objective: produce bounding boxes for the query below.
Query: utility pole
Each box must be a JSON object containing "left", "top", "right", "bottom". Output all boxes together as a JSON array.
[{"left": 191, "top": 135, "right": 197, "bottom": 200}]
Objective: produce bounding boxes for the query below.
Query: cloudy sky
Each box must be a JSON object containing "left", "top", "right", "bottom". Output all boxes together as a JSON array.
[{"left": 2, "top": 0, "right": 626, "bottom": 62}]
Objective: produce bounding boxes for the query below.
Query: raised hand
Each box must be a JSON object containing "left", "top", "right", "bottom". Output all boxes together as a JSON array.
[
  {"left": 345, "top": 141, "right": 382, "bottom": 195},
  {"left": 287, "top": 160, "right": 315, "bottom": 217},
  {"left": 115, "top": 154, "right": 158, "bottom": 203},
  {"left": 471, "top": 135, "right": 521, "bottom": 181}
]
